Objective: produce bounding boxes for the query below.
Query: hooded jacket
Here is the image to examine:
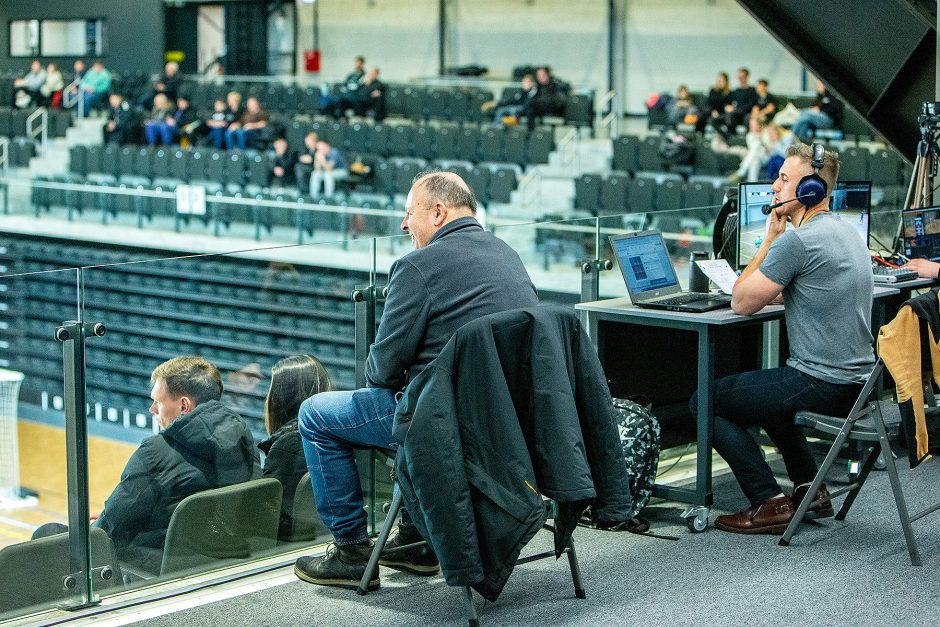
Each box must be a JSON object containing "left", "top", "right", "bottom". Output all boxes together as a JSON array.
[
  {"left": 95, "top": 400, "right": 261, "bottom": 572},
  {"left": 393, "top": 307, "right": 631, "bottom": 601}
]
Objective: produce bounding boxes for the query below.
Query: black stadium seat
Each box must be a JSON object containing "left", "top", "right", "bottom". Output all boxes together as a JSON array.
[{"left": 575, "top": 174, "right": 602, "bottom": 212}]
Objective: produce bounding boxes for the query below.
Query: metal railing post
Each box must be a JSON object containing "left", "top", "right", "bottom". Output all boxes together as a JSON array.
[{"left": 54, "top": 313, "right": 107, "bottom": 610}]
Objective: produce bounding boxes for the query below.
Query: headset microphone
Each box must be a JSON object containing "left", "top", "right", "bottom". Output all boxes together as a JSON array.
[{"left": 761, "top": 194, "right": 818, "bottom": 215}]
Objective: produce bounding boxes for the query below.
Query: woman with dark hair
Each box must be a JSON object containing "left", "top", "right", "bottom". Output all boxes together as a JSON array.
[{"left": 258, "top": 355, "right": 333, "bottom": 540}]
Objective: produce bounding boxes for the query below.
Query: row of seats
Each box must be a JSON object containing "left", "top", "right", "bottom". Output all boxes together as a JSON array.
[
  {"left": 575, "top": 172, "right": 727, "bottom": 216},
  {"left": 178, "top": 78, "right": 596, "bottom": 128},
  {"left": 3, "top": 235, "right": 366, "bottom": 433},
  {"left": 612, "top": 134, "right": 911, "bottom": 185},
  {"left": 64, "top": 145, "right": 520, "bottom": 203},
  {"left": 0, "top": 106, "right": 71, "bottom": 139},
  {"left": 286, "top": 118, "right": 555, "bottom": 167},
  {"left": 1, "top": 136, "right": 36, "bottom": 167}
]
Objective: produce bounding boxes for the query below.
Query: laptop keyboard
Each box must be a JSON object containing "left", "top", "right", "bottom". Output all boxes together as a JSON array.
[{"left": 656, "top": 293, "right": 721, "bottom": 307}]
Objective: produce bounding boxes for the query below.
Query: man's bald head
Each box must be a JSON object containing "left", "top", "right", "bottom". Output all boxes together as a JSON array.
[{"left": 411, "top": 171, "right": 477, "bottom": 215}]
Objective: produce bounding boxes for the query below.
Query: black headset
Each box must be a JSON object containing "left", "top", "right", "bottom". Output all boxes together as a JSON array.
[{"left": 795, "top": 143, "right": 828, "bottom": 207}]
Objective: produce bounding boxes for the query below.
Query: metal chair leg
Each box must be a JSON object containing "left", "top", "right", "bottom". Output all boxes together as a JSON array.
[
  {"left": 874, "top": 414, "right": 922, "bottom": 566},
  {"left": 463, "top": 585, "right": 480, "bottom": 627},
  {"left": 780, "top": 422, "right": 853, "bottom": 546},
  {"left": 836, "top": 444, "right": 879, "bottom": 520},
  {"left": 357, "top": 486, "right": 403, "bottom": 595},
  {"left": 565, "top": 537, "right": 586, "bottom": 599}
]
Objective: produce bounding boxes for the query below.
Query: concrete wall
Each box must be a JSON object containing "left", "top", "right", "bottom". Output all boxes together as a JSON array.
[
  {"left": 0, "top": 0, "right": 165, "bottom": 74},
  {"left": 295, "top": 0, "right": 807, "bottom": 113}
]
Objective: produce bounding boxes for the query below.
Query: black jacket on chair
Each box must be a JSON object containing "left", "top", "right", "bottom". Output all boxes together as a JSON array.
[{"left": 393, "top": 306, "right": 631, "bottom": 601}]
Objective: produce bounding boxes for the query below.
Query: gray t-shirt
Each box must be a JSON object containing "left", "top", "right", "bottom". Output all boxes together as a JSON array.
[{"left": 760, "top": 212, "right": 874, "bottom": 384}]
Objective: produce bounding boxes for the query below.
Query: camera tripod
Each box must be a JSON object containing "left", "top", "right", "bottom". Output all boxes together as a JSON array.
[{"left": 893, "top": 105, "right": 940, "bottom": 251}]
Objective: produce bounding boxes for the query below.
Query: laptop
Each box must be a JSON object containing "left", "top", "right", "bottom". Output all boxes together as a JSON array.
[{"left": 609, "top": 231, "right": 732, "bottom": 313}]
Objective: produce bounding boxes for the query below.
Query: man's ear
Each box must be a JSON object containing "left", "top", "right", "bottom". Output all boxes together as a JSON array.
[
  {"left": 179, "top": 396, "right": 195, "bottom": 414},
  {"left": 432, "top": 202, "right": 447, "bottom": 225}
]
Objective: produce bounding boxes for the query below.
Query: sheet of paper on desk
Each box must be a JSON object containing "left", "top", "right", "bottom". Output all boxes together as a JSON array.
[{"left": 695, "top": 259, "right": 739, "bottom": 295}]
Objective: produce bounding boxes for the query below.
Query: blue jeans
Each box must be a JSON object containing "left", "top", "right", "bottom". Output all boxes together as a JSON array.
[
  {"left": 144, "top": 121, "right": 174, "bottom": 146},
  {"left": 298, "top": 387, "right": 398, "bottom": 545},
  {"left": 791, "top": 110, "right": 833, "bottom": 141},
  {"left": 225, "top": 128, "right": 258, "bottom": 150},
  {"left": 690, "top": 366, "right": 862, "bottom": 506},
  {"left": 207, "top": 127, "right": 226, "bottom": 149}
]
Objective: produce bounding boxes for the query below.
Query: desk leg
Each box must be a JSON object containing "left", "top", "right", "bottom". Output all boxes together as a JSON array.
[{"left": 681, "top": 327, "right": 715, "bottom": 532}]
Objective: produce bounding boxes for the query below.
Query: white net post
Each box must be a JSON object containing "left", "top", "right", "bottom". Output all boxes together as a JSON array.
[{"left": 0, "top": 369, "right": 25, "bottom": 504}]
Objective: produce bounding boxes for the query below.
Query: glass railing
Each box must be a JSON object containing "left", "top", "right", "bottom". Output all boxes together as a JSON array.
[
  {"left": 0, "top": 242, "right": 80, "bottom": 620},
  {"left": 0, "top": 170, "right": 915, "bottom": 621}
]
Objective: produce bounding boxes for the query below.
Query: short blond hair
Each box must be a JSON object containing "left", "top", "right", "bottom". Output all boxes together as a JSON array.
[
  {"left": 786, "top": 143, "right": 841, "bottom": 196},
  {"left": 151, "top": 356, "right": 222, "bottom": 405}
]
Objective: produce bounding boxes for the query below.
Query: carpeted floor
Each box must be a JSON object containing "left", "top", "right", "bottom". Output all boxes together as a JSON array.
[{"left": 132, "top": 454, "right": 940, "bottom": 627}]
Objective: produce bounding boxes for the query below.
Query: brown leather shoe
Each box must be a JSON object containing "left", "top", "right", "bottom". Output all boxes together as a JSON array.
[
  {"left": 792, "top": 482, "right": 834, "bottom": 520},
  {"left": 714, "top": 495, "right": 795, "bottom": 534}
]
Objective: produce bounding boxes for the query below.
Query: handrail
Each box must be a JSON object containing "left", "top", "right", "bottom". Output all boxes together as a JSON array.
[
  {"left": 63, "top": 78, "right": 85, "bottom": 117},
  {"left": 26, "top": 107, "right": 48, "bottom": 155},
  {"left": 557, "top": 126, "right": 580, "bottom": 174},
  {"left": 518, "top": 167, "right": 542, "bottom": 209},
  {"left": 0, "top": 138, "right": 8, "bottom": 178},
  {"left": 596, "top": 90, "right": 619, "bottom": 139}
]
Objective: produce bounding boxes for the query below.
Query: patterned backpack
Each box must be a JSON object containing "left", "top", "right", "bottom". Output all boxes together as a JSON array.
[{"left": 612, "top": 397, "right": 662, "bottom": 519}]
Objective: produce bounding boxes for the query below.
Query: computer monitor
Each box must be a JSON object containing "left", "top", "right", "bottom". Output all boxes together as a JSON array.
[
  {"left": 736, "top": 180, "right": 871, "bottom": 269},
  {"left": 901, "top": 206, "right": 940, "bottom": 261}
]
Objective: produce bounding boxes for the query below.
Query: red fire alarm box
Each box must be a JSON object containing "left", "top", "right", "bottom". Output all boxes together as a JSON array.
[{"left": 304, "top": 49, "right": 321, "bottom": 73}]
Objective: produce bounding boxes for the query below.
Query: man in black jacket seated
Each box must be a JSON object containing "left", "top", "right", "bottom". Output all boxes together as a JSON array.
[
  {"left": 96, "top": 357, "right": 261, "bottom": 572},
  {"left": 294, "top": 171, "right": 539, "bottom": 590}
]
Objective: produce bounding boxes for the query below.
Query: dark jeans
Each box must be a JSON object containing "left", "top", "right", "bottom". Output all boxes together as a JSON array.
[{"left": 690, "top": 366, "right": 862, "bottom": 506}]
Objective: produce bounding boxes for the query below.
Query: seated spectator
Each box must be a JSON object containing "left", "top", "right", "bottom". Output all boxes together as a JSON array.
[
  {"left": 146, "top": 93, "right": 198, "bottom": 147},
  {"left": 138, "top": 61, "right": 182, "bottom": 109},
  {"left": 224, "top": 96, "right": 267, "bottom": 150},
  {"left": 488, "top": 74, "right": 537, "bottom": 126},
  {"left": 78, "top": 60, "right": 112, "bottom": 116},
  {"left": 294, "top": 132, "right": 319, "bottom": 194},
  {"left": 309, "top": 140, "right": 348, "bottom": 199},
  {"left": 668, "top": 84, "right": 700, "bottom": 125},
  {"left": 32, "top": 357, "right": 261, "bottom": 574},
  {"left": 727, "top": 116, "right": 769, "bottom": 183},
  {"left": 143, "top": 94, "right": 176, "bottom": 146},
  {"left": 204, "top": 98, "right": 232, "bottom": 149},
  {"left": 763, "top": 122, "right": 794, "bottom": 180},
  {"left": 104, "top": 93, "right": 134, "bottom": 145},
  {"left": 523, "top": 66, "right": 569, "bottom": 129},
  {"left": 13, "top": 59, "right": 46, "bottom": 109},
  {"left": 259, "top": 355, "right": 334, "bottom": 541},
  {"left": 319, "top": 56, "right": 366, "bottom": 111},
  {"left": 170, "top": 94, "right": 200, "bottom": 147},
  {"left": 62, "top": 59, "right": 86, "bottom": 106},
  {"left": 792, "top": 80, "right": 844, "bottom": 141},
  {"left": 327, "top": 68, "right": 386, "bottom": 121},
  {"left": 696, "top": 71, "right": 732, "bottom": 133},
  {"left": 719, "top": 67, "right": 758, "bottom": 134},
  {"left": 270, "top": 137, "right": 298, "bottom": 187},
  {"left": 751, "top": 79, "right": 777, "bottom": 123},
  {"left": 39, "top": 63, "right": 64, "bottom": 108}
]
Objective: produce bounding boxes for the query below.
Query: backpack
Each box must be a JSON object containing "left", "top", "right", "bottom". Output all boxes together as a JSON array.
[
  {"left": 612, "top": 397, "right": 661, "bottom": 518},
  {"left": 658, "top": 134, "right": 694, "bottom": 166}
]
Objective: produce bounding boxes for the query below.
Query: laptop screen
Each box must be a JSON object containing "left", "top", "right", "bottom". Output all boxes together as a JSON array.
[
  {"left": 736, "top": 180, "right": 871, "bottom": 269},
  {"left": 902, "top": 206, "right": 940, "bottom": 261},
  {"left": 610, "top": 231, "right": 679, "bottom": 297}
]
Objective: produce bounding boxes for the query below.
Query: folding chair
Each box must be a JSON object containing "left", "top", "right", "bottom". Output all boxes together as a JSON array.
[
  {"left": 357, "top": 452, "right": 584, "bottom": 627},
  {"left": 779, "top": 359, "right": 939, "bottom": 566}
]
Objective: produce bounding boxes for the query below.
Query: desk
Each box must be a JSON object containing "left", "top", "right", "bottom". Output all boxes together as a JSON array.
[{"left": 577, "top": 287, "right": 901, "bottom": 531}]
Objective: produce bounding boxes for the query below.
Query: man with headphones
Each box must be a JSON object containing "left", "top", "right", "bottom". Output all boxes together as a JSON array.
[{"left": 691, "top": 143, "right": 876, "bottom": 534}]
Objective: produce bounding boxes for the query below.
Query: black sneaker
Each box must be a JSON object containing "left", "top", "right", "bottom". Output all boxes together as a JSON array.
[
  {"left": 379, "top": 523, "right": 440, "bottom": 576},
  {"left": 294, "top": 542, "right": 379, "bottom": 590}
]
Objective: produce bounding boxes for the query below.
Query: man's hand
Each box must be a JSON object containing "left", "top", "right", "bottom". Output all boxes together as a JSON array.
[
  {"left": 903, "top": 258, "right": 940, "bottom": 279},
  {"left": 765, "top": 206, "right": 789, "bottom": 242}
]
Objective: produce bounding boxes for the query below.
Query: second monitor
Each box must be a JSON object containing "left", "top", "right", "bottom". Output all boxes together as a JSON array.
[{"left": 736, "top": 180, "right": 871, "bottom": 269}]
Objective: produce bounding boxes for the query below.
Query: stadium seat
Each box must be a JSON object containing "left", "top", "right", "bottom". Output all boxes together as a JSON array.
[
  {"left": 636, "top": 136, "right": 661, "bottom": 171},
  {"left": 839, "top": 147, "right": 869, "bottom": 181},
  {"left": 526, "top": 129, "right": 554, "bottom": 165},
  {"left": 486, "top": 165, "right": 517, "bottom": 203},
  {"left": 367, "top": 123, "right": 390, "bottom": 157},
  {"left": 627, "top": 177, "right": 656, "bottom": 213},
  {"left": 431, "top": 124, "right": 461, "bottom": 161},
  {"left": 613, "top": 135, "right": 639, "bottom": 173},
  {"left": 388, "top": 124, "right": 413, "bottom": 157},
  {"left": 69, "top": 145, "right": 88, "bottom": 177},
  {"left": 564, "top": 93, "right": 594, "bottom": 128},
  {"left": 456, "top": 127, "right": 481, "bottom": 163},
  {"left": 168, "top": 149, "right": 188, "bottom": 181},
  {"left": 224, "top": 152, "right": 246, "bottom": 186},
  {"left": 478, "top": 128, "right": 504, "bottom": 164},
  {"left": 601, "top": 172, "right": 630, "bottom": 216},
  {"left": 574, "top": 174, "right": 602, "bottom": 213},
  {"left": 463, "top": 166, "right": 490, "bottom": 205},
  {"left": 654, "top": 178, "right": 685, "bottom": 212},
  {"left": 502, "top": 128, "right": 527, "bottom": 165},
  {"left": 410, "top": 125, "right": 433, "bottom": 159},
  {"left": 869, "top": 149, "right": 901, "bottom": 187}
]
